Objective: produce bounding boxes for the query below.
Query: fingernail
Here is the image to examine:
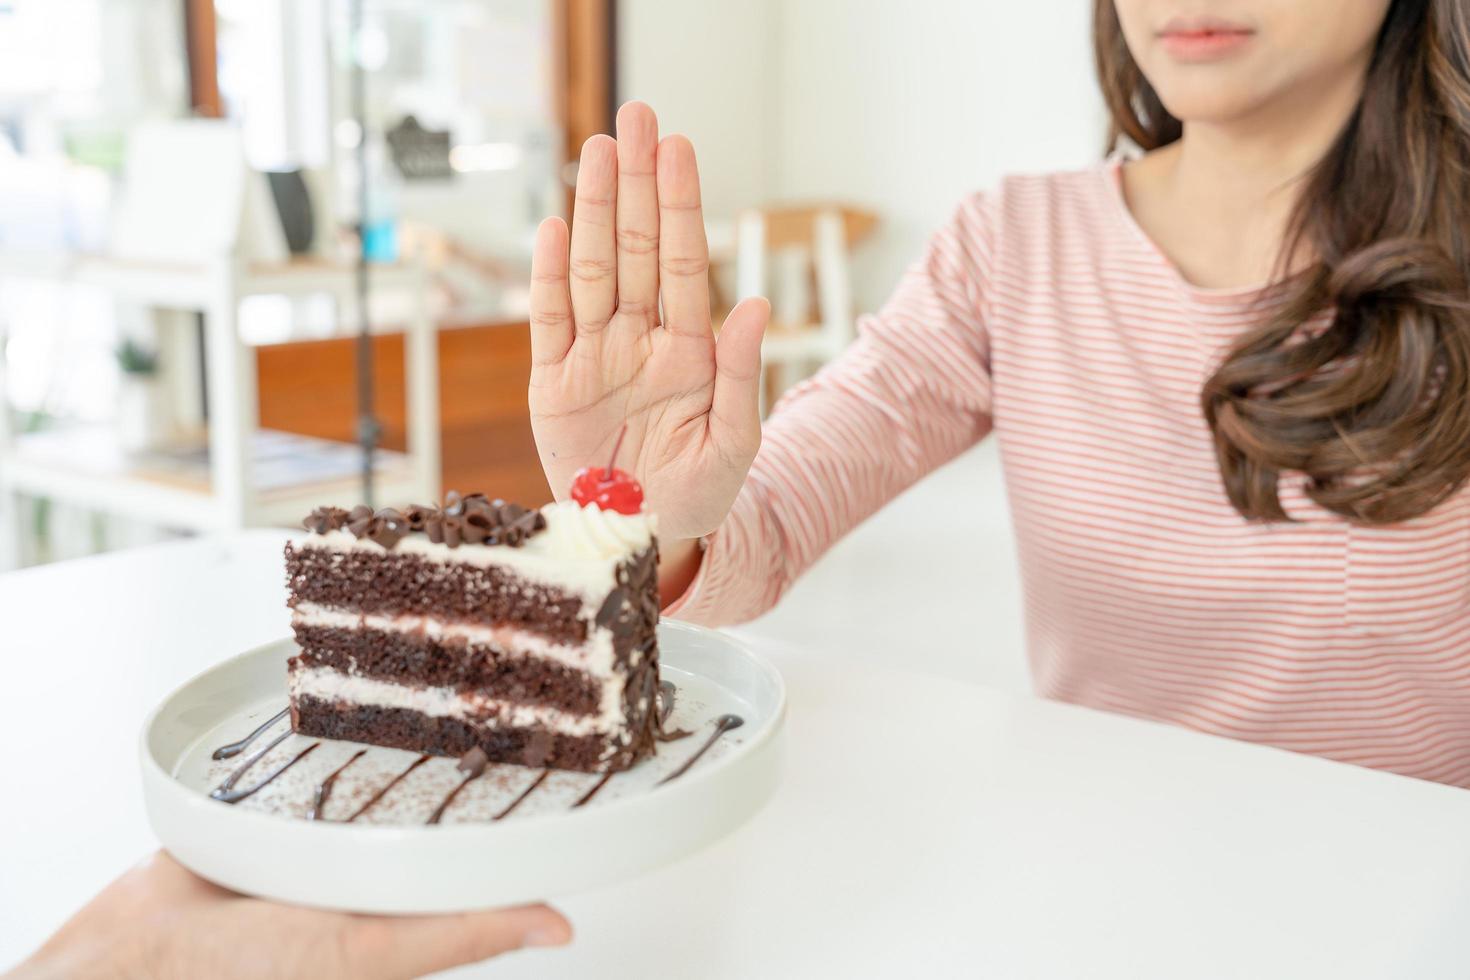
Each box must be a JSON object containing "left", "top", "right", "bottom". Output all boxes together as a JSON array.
[{"left": 525, "top": 928, "right": 569, "bottom": 948}]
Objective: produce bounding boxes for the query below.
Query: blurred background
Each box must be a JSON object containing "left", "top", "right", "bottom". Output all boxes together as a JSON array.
[{"left": 0, "top": 0, "right": 1102, "bottom": 689}]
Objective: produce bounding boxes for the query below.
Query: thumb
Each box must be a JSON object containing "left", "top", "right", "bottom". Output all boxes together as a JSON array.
[
  {"left": 346, "top": 903, "right": 572, "bottom": 979},
  {"left": 711, "top": 296, "right": 770, "bottom": 454}
]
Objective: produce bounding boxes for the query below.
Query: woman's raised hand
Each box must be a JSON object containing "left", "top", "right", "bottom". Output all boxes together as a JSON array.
[{"left": 528, "top": 102, "right": 769, "bottom": 544}]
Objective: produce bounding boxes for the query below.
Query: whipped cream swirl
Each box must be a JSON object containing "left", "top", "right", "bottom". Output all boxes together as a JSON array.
[{"left": 532, "top": 500, "right": 657, "bottom": 562}]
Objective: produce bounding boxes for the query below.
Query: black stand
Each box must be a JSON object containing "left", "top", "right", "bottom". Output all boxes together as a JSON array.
[{"left": 349, "top": 0, "right": 379, "bottom": 507}]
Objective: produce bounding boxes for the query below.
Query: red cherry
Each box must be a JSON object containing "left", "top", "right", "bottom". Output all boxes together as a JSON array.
[
  {"left": 570, "top": 466, "right": 645, "bottom": 514},
  {"left": 569, "top": 426, "right": 645, "bottom": 514}
]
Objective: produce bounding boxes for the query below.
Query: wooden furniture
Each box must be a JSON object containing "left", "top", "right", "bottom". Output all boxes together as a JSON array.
[
  {"left": 553, "top": 0, "right": 617, "bottom": 214},
  {"left": 182, "top": 0, "right": 223, "bottom": 118},
  {"left": 734, "top": 205, "right": 878, "bottom": 415},
  {"left": 257, "top": 320, "right": 551, "bottom": 507}
]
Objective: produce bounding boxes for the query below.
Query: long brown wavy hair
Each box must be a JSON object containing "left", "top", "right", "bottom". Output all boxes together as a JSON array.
[{"left": 1094, "top": 0, "right": 1470, "bottom": 525}]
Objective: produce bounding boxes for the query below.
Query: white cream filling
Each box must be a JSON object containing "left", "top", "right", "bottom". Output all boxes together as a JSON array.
[
  {"left": 297, "top": 501, "right": 656, "bottom": 606},
  {"left": 289, "top": 666, "right": 629, "bottom": 738},
  {"left": 291, "top": 602, "right": 618, "bottom": 674}
]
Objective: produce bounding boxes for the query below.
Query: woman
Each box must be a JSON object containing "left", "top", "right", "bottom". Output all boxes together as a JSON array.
[
  {"left": 529, "top": 0, "right": 1470, "bottom": 785},
  {"left": 16, "top": 3, "right": 1467, "bottom": 978}
]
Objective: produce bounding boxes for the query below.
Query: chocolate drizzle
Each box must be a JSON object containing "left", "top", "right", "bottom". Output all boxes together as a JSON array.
[
  {"left": 571, "top": 772, "right": 613, "bottom": 809},
  {"left": 211, "top": 707, "right": 290, "bottom": 760},
  {"left": 493, "top": 770, "right": 549, "bottom": 820},
  {"left": 427, "top": 748, "right": 490, "bottom": 825},
  {"left": 212, "top": 737, "right": 320, "bottom": 804},
  {"left": 304, "top": 492, "right": 548, "bottom": 551},
  {"left": 657, "top": 714, "right": 744, "bottom": 785},
  {"left": 206, "top": 709, "right": 747, "bottom": 817},
  {"left": 307, "top": 749, "right": 366, "bottom": 821},
  {"left": 345, "top": 754, "right": 431, "bottom": 822},
  {"left": 211, "top": 728, "right": 293, "bottom": 798}
]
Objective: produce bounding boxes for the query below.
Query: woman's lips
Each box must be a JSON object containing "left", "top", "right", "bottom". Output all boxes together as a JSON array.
[{"left": 1157, "top": 18, "right": 1255, "bottom": 62}]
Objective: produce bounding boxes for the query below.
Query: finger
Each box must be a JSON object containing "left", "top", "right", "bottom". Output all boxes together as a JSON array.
[
  {"left": 615, "top": 101, "right": 660, "bottom": 322},
  {"left": 347, "top": 904, "right": 573, "bottom": 979},
  {"left": 569, "top": 134, "right": 618, "bottom": 334},
  {"left": 655, "top": 135, "right": 712, "bottom": 338},
  {"left": 710, "top": 296, "right": 770, "bottom": 453},
  {"left": 530, "top": 216, "right": 574, "bottom": 365}
]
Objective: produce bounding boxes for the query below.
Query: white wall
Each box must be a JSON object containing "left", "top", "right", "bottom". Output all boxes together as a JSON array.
[
  {"left": 617, "top": 0, "right": 1105, "bottom": 309},
  {"left": 768, "top": 0, "right": 1104, "bottom": 309},
  {"left": 616, "top": 0, "right": 778, "bottom": 224}
]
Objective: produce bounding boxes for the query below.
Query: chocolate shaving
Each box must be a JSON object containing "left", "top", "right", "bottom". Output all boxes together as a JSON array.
[
  {"left": 303, "top": 506, "right": 350, "bottom": 534},
  {"left": 367, "top": 509, "right": 408, "bottom": 549},
  {"left": 440, "top": 514, "right": 463, "bottom": 548},
  {"left": 462, "top": 512, "right": 493, "bottom": 545},
  {"left": 345, "top": 503, "right": 376, "bottom": 539},
  {"left": 343, "top": 506, "right": 411, "bottom": 549},
  {"left": 302, "top": 490, "right": 548, "bottom": 550},
  {"left": 402, "top": 504, "right": 436, "bottom": 531},
  {"left": 595, "top": 588, "right": 628, "bottom": 629}
]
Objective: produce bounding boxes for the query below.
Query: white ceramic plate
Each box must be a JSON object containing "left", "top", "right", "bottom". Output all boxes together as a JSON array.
[{"left": 140, "top": 621, "right": 785, "bottom": 913}]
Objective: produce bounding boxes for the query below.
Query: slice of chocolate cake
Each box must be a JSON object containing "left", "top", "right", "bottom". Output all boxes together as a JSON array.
[{"left": 284, "top": 492, "right": 660, "bottom": 773}]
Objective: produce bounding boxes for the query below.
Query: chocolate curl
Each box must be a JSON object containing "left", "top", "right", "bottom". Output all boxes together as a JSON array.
[
  {"left": 303, "top": 506, "right": 349, "bottom": 534},
  {"left": 402, "top": 503, "right": 436, "bottom": 531},
  {"left": 326, "top": 492, "right": 548, "bottom": 548},
  {"left": 460, "top": 492, "right": 494, "bottom": 514},
  {"left": 440, "top": 514, "right": 463, "bottom": 548},
  {"left": 341, "top": 504, "right": 371, "bottom": 539},
  {"left": 461, "top": 512, "right": 492, "bottom": 545},
  {"left": 367, "top": 508, "right": 409, "bottom": 549}
]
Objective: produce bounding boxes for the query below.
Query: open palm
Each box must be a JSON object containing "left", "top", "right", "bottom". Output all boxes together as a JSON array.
[{"left": 528, "top": 102, "right": 769, "bottom": 542}]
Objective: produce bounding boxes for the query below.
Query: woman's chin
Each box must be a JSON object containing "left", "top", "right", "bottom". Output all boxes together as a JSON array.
[{"left": 1153, "top": 82, "right": 1280, "bottom": 129}]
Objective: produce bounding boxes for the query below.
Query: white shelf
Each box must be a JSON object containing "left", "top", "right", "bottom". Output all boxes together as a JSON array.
[
  {"left": 6, "top": 427, "right": 422, "bottom": 532},
  {"left": 0, "top": 249, "right": 441, "bottom": 566},
  {"left": 0, "top": 250, "right": 425, "bottom": 312}
]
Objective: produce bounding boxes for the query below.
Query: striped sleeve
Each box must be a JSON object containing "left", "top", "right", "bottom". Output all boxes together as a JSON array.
[{"left": 666, "top": 195, "right": 998, "bottom": 625}]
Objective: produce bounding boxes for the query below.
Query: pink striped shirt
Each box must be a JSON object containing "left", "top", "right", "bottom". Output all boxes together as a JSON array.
[{"left": 667, "top": 161, "right": 1470, "bottom": 787}]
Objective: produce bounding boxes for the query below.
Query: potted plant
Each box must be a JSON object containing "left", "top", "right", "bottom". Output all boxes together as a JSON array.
[{"left": 115, "top": 337, "right": 167, "bottom": 453}]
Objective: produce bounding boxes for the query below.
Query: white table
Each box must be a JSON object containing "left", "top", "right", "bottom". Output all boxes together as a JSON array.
[{"left": 4, "top": 533, "right": 1470, "bottom": 979}]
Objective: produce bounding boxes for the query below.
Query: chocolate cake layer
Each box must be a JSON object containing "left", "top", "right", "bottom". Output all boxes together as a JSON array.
[
  {"left": 283, "top": 532, "right": 662, "bottom": 773},
  {"left": 285, "top": 543, "right": 588, "bottom": 642},
  {"left": 289, "top": 626, "right": 604, "bottom": 715},
  {"left": 291, "top": 695, "right": 632, "bottom": 773}
]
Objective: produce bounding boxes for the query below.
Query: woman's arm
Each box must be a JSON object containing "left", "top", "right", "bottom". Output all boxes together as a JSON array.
[
  {"left": 666, "top": 197, "right": 998, "bottom": 624},
  {"left": 525, "top": 101, "right": 995, "bottom": 623}
]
